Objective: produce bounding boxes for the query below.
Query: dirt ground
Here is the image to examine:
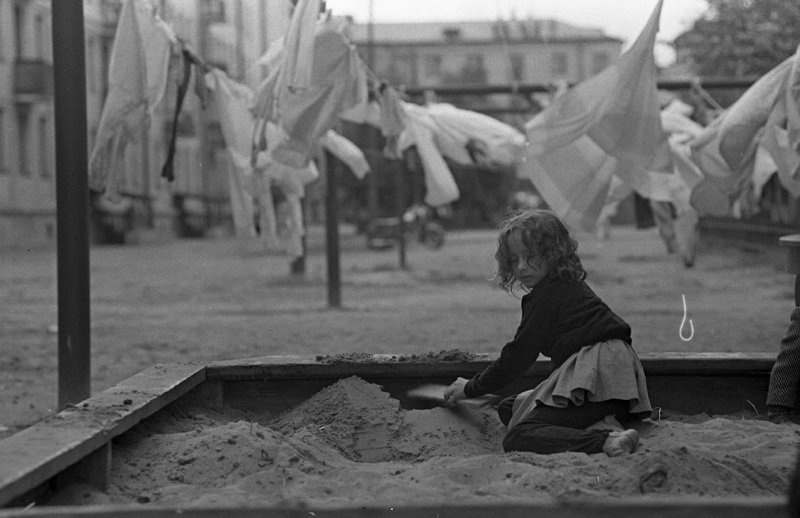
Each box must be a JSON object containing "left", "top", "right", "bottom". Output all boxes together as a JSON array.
[{"left": 0, "top": 223, "right": 795, "bottom": 438}]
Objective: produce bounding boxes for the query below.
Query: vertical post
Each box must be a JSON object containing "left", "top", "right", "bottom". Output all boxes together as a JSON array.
[
  {"left": 196, "top": 2, "right": 211, "bottom": 232},
  {"left": 140, "top": 116, "right": 153, "bottom": 228},
  {"left": 365, "top": 0, "right": 379, "bottom": 222},
  {"left": 52, "top": 0, "right": 91, "bottom": 408},
  {"left": 290, "top": 197, "right": 307, "bottom": 275},
  {"left": 395, "top": 161, "right": 407, "bottom": 269},
  {"left": 323, "top": 150, "right": 342, "bottom": 308}
]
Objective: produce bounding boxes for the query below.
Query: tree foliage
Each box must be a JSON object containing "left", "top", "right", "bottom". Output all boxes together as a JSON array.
[{"left": 673, "top": 0, "right": 800, "bottom": 77}]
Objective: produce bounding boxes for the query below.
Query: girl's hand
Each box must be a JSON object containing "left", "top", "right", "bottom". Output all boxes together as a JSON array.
[{"left": 443, "top": 377, "right": 469, "bottom": 406}]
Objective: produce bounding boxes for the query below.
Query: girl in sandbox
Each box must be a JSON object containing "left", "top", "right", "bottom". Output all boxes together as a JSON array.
[{"left": 444, "top": 209, "right": 651, "bottom": 456}]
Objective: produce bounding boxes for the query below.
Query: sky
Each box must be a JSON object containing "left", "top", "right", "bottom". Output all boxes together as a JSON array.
[{"left": 324, "top": 0, "right": 710, "bottom": 66}]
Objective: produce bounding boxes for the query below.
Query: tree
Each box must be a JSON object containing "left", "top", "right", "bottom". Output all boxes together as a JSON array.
[{"left": 672, "top": 0, "right": 800, "bottom": 78}]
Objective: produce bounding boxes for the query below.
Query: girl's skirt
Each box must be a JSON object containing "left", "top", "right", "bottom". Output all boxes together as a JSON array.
[{"left": 507, "top": 338, "right": 652, "bottom": 430}]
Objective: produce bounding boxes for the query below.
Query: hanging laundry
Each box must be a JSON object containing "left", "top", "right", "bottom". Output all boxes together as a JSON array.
[
  {"left": 399, "top": 105, "right": 460, "bottom": 207},
  {"left": 251, "top": 37, "right": 285, "bottom": 123},
  {"left": 259, "top": 149, "right": 319, "bottom": 259},
  {"left": 425, "top": 103, "right": 527, "bottom": 168},
  {"left": 161, "top": 48, "right": 192, "bottom": 182},
  {"left": 630, "top": 100, "right": 704, "bottom": 203},
  {"left": 319, "top": 130, "right": 370, "bottom": 179},
  {"left": 270, "top": 21, "right": 368, "bottom": 168},
  {"left": 526, "top": 0, "right": 670, "bottom": 185},
  {"left": 204, "top": 69, "right": 259, "bottom": 238},
  {"left": 717, "top": 58, "right": 792, "bottom": 173},
  {"left": 521, "top": 135, "right": 617, "bottom": 232},
  {"left": 690, "top": 56, "right": 794, "bottom": 215},
  {"left": 762, "top": 98, "right": 800, "bottom": 197},
  {"left": 401, "top": 103, "right": 472, "bottom": 165},
  {"left": 760, "top": 46, "right": 800, "bottom": 196},
  {"left": 519, "top": 0, "right": 669, "bottom": 231},
  {"left": 278, "top": 0, "right": 322, "bottom": 92},
  {"left": 339, "top": 98, "right": 382, "bottom": 127},
  {"left": 787, "top": 46, "right": 800, "bottom": 169},
  {"left": 141, "top": 5, "right": 176, "bottom": 114},
  {"left": 377, "top": 84, "right": 407, "bottom": 159},
  {"left": 89, "top": 0, "right": 175, "bottom": 197}
]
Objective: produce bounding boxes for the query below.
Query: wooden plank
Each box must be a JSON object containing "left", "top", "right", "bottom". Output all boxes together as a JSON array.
[
  {"left": 56, "top": 443, "right": 111, "bottom": 492},
  {"left": 647, "top": 375, "right": 770, "bottom": 415},
  {"left": 218, "top": 373, "right": 771, "bottom": 417},
  {"left": 0, "top": 497, "right": 787, "bottom": 517},
  {"left": 0, "top": 363, "right": 205, "bottom": 508},
  {"left": 209, "top": 353, "right": 776, "bottom": 417},
  {"left": 206, "top": 353, "right": 776, "bottom": 381}
]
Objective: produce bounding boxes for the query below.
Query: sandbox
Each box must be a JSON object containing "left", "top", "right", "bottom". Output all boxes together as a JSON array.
[{"left": 0, "top": 352, "right": 793, "bottom": 517}]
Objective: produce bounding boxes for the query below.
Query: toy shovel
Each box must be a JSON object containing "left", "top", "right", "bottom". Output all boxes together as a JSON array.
[{"left": 406, "top": 384, "right": 495, "bottom": 409}]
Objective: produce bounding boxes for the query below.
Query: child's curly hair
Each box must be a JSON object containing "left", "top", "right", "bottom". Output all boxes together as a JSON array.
[{"left": 494, "top": 209, "right": 586, "bottom": 292}]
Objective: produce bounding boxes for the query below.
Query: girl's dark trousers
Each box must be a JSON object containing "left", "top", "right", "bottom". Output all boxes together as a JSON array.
[{"left": 497, "top": 395, "right": 633, "bottom": 454}]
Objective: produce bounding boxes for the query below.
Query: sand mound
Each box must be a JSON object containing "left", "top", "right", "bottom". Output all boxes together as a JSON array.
[{"left": 93, "top": 377, "right": 800, "bottom": 508}]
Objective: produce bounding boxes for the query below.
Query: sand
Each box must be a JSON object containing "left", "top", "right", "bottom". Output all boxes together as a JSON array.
[{"left": 49, "top": 376, "right": 798, "bottom": 509}]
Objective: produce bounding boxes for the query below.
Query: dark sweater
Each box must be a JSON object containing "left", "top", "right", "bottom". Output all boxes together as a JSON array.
[{"left": 463, "top": 275, "right": 631, "bottom": 398}]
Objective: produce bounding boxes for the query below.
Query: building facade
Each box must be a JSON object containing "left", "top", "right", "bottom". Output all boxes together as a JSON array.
[
  {"left": 0, "top": 0, "right": 289, "bottom": 249},
  {"left": 0, "top": 0, "right": 56, "bottom": 247},
  {"left": 347, "top": 18, "right": 623, "bottom": 90}
]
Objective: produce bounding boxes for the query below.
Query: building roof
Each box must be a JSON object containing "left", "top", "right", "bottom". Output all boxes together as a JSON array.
[{"left": 346, "top": 19, "right": 622, "bottom": 45}]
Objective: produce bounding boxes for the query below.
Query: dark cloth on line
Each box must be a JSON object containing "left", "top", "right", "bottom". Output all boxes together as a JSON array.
[{"left": 161, "top": 49, "right": 192, "bottom": 182}]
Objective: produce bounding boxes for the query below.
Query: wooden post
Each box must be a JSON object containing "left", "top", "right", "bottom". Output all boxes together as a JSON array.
[
  {"left": 52, "top": 0, "right": 91, "bottom": 409},
  {"left": 395, "top": 160, "right": 407, "bottom": 269},
  {"left": 290, "top": 197, "right": 307, "bottom": 275},
  {"left": 323, "top": 151, "right": 342, "bottom": 308},
  {"left": 779, "top": 234, "right": 800, "bottom": 307}
]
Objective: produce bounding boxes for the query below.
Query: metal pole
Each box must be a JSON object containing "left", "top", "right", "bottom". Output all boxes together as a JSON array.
[
  {"left": 52, "top": 0, "right": 91, "bottom": 409},
  {"left": 323, "top": 150, "right": 342, "bottom": 308}
]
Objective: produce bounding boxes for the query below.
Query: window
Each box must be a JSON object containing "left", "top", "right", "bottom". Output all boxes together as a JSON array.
[
  {"left": 39, "top": 116, "right": 49, "bottom": 178},
  {"left": 394, "top": 53, "right": 416, "bottom": 84},
  {"left": 34, "top": 13, "right": 43, "bottom": 58},
  {"left": 17, "top": 107, "right": 29, "bottom": 177},
  {"left": 423, "top": 54, "right": 442, "bottom": 78},
  {"left": 442, "top": 27, "right": 461, "bottom": 41},
  {"left": 592, "top": 52, "right": 610, "bottom": 75},
  {"left": 509, "top": 53, "right": 525, "bottom": 81},
  {"left": 551, "top": 52, "right": 568, "bottom": 77},
  {"left": 461, "top": 54, "right": 487, "bottom": 84}
]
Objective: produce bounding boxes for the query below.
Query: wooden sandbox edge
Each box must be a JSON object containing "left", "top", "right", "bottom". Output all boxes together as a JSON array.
[
  {"left": 0, "top": 496, "right": 788, "bottom": 518},
  {"left": 0, "top": 352, "right": 781, "bottom": 511},
  {"left": 203, "top": 352, "right": 777, "bottom": 380},
  {"left": 0, "top": 363, "right": 206, "bottom": 508}
]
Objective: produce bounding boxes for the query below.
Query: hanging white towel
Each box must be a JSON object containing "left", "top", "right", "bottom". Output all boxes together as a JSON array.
[
  {"left": 319, "top": 130, "right": 370, "bottom": 179},
  {"left": 271, "top": 22, "right": 368, "bottom": 168},
  {"left": 403, "top": 114, "right": 460, "bottom": 207},
  {"left": 521, "top": 0, "right": 670, "bottom": 231},
  {"left": 89, "top": 0, "right": 175, "bottom": 196},
  {"left": 205, "top": 69, "right": 258, "bottom": 237}
]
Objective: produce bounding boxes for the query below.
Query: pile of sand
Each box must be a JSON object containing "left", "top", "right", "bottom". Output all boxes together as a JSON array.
[{"left": 70, "top": 377, "right": 799, "bottom": 508}]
